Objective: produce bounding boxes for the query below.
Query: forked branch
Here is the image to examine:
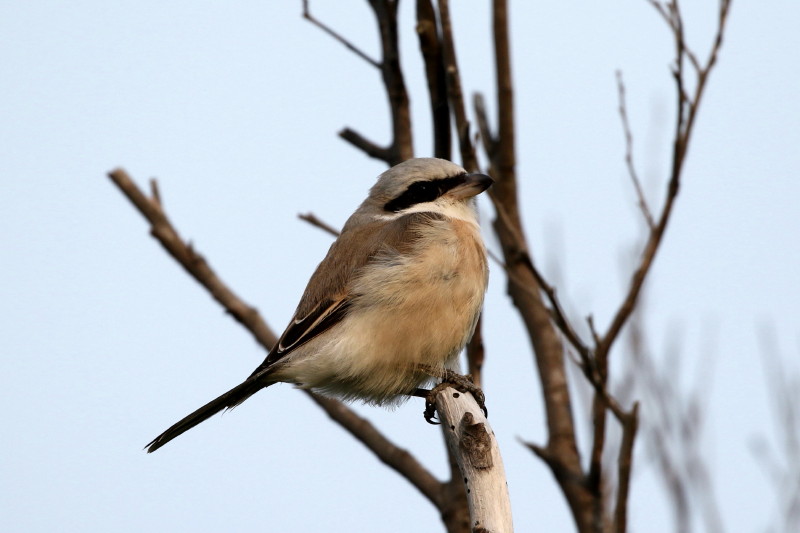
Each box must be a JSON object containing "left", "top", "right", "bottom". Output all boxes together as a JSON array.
[
  {"left": 107, "top": 168, "right": 277, "bottom": 351},
  {"left": 304, "top": 0, "right": 412, "bottom": 165},
  {"left": 599, "top": 0, "right": 733, "bottom": 357}
]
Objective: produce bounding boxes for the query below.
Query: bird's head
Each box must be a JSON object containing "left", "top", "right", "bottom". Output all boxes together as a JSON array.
[{"left": 356, "top": 158, "right": 493, "bottom": 222}]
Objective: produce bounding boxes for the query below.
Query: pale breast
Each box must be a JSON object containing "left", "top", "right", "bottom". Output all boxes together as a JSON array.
[{"left": 279, "top": 216, "right": 489, "bottom": 404}]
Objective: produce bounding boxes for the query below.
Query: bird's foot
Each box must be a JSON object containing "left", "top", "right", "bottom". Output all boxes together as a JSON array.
[{"left": 419, "top": 370, "right": 487, "bottom": 425}]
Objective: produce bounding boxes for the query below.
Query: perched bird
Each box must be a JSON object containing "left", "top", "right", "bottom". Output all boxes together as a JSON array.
[{"left": 146, "top": 158, "right": 492, "bottom": 452}]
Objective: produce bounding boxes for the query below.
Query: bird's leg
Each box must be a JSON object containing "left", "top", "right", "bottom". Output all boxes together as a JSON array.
[{"left": 411, "top": 367, "right": 488, "bottom": 424}]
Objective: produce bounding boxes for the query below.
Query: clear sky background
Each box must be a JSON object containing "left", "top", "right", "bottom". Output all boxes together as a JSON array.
[{"left": 2, "top": 2, "right": 798, "bottom": 532}]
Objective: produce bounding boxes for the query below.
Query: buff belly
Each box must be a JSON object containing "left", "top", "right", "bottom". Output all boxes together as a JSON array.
[{"left": 275, "top": 218, "right": 488, "bottom": 404}]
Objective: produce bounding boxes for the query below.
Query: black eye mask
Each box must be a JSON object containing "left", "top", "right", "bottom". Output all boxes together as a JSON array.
[{"left": 384, "top": 174, "right": 467, "bottom": 212}]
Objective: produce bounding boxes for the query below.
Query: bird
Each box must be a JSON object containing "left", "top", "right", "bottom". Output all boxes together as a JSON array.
[{"left": 146, "top": 157, "right": 492, "bottom": 452}]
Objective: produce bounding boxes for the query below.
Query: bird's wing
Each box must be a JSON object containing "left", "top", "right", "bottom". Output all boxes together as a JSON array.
[
  {"left": 251, "top": 211, "right": 448, "bottom": 375},
  {"left": 254, "top": 296, "right": 351, "bottom": 372}
]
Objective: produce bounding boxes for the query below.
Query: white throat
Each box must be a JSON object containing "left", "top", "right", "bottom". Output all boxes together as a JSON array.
[{"left": 404, "top": 198, "right": 478, "bottom": 223}]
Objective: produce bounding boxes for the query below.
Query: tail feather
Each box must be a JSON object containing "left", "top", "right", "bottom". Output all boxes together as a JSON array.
[{"left": 146, "top": 377, "right": 269, "bottom": 453}]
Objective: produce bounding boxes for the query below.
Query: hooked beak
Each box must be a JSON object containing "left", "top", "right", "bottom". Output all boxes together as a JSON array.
[{"left": 448, "top": 173, "right": 494, "bottom": 200}]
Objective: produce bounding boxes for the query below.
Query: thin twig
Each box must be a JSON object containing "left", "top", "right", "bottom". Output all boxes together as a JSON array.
[
  {"left": 485, "top": 247, "right": 505, "bottom": 270},
  {"left": 149, "top": 178, "right": 162, "bottom": 207},
  {"left": 615, "top": 71, "right": 655, "bottom": 230},
  {"left": 756, "top": 328, "right": 800, "bottom": 533},
  {"left": 489, "top": 245, "right": 595, "bottom": 359},
  {"left": 587, "top": 315, "right": 601, "bottom": 346},
  {"left": 302, "top": 0, "right": 380, "bottom": 68},
  {"left": 473, "top": 93, "right": 496, "bottom": 160},
  {"left": 298, "top": 212, "right": 340, "bottom": 237},
  {"left": 339, "top": 127, "right": 391, "bottom": 163},
  {"left": 330, "top": 0, "right": 412, "bottom": 166}
]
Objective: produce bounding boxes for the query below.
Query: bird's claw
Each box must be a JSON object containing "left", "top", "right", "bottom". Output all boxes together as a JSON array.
[{"left": 422, "top": 371, "right": 488, "bottom": 424}]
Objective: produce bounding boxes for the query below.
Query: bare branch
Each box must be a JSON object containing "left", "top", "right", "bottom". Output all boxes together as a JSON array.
[
  {"left": 338, "top": 127, "right": 392, "bottom": 163},
  {"left": 613, "top": 404, "right": 639, "bottom": 533},
  {"left": 646, "top": 0, "right": 670, "bottom": 24},
  {"left": 107, "top": 168, "right": 278, "bottom": 351},
  {"left": 332, "top": 1, "right": 412, "bottom": 166},
  {"left": 437, "top": 0, "right": 477, "bottom": 171},
  {"left": 492, "top": 0, "right": 515, "bottom": 178},
  {"left": 599, "top": 0, "right": 733, "bottom": 357},
  {"left": 435, "top": 388, "right": 513, "bottom": 532},
  {"left": 367, "top": 0, "right": 413, "bottom": 165},
  {"left": 473, "top": 93, "right": 496, "bottom": 160},
  {"left": 302, "top": 0, "right": 380, "bottom": 68},
  {"left": 415, "top": 0, "right": 451, "bottom": 159},
  {"left": 629, "top": 316, "right": 727, "bottom": 533}
]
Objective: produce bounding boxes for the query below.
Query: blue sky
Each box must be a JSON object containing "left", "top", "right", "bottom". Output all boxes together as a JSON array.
[{"left": 2, "top": 2, "right": 798, "bottom": 532}]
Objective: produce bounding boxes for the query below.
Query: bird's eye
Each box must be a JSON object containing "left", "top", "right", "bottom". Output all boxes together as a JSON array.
[
  {"left": 385, "top": 181, "right": 435, "bottom": 212},
  {"left": 383, "top": 175, "right": 466, "bottom": 212}
]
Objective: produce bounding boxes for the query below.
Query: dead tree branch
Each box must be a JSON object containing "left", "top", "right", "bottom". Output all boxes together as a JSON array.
[
  {"left": 339, "top": 128, "right": 392, "bottom": 162},
  {"left": 339, "top": 0, "right": 413, "bottom": 165},
  {"left": 304, "top": 0, "right": 412, "bottom": 165},
  {"left": 598, "top": 0, "right": 733, "bottom": 359},
  {"left": 435, "top": 387, "right": 514, "bottom": 532},
  {"left": 415, "top": 0, "right": 451, "bottom": 160},
  {"left": 107, "top": 168, "right": 278, "bottom": 352}
]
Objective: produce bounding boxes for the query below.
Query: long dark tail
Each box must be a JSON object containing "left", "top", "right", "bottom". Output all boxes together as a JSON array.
[{"left": 145, "top": 377, "right": 270, "bottom": 453}]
